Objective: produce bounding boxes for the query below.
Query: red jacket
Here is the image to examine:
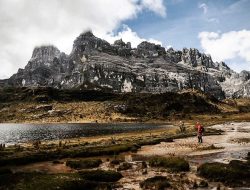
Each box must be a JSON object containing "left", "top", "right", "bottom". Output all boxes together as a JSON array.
[{"left": 196, "top": 124, "right": 203, "bottom": 134}]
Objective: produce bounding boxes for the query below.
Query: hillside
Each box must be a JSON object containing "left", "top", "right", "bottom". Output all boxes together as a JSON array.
[{"left": 1, "top": 87, "right": 250, "bottom": 123}]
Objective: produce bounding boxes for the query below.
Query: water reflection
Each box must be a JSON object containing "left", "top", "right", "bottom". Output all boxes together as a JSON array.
[{"left": 0, "top": 123, "right": 166, "bottom": 145}]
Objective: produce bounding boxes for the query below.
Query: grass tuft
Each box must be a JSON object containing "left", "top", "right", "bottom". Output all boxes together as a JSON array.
[
  {"left": 79, "top": 170, "right": 123, "bottom": 182},
  {"left": 148, "top": 156, "right": 190, "bottom": 172},
  {"left": 66, "top": 158, "right": 102, "bottom": 169},
  {"left": 140, "top": 176, "right": 171, "bottom": 190}
]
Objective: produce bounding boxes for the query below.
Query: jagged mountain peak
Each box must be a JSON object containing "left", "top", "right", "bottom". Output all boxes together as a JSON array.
[
  {"left": 113, "top": 39, "right": 125, "bottom": 46},
  {"left": 74, "top": 30, "right": 96, "bottom": 42},
  {"left": 71, "top": 31, "right": 112, "bottom": 56},
  {"left": 31, "top": 45, "right": 60, "bottom": 60},
  {"left": 1, "top": 31, "right": 250, "bottom": 99},
  {"left": 73, "top": 30, "right": 106, "bottom": 44},
  {"left": 137, "top": 41, "right": 165, "bottom": 51},
  {"left": 80, "top": 30, "right": 94, "bottom": 36}
]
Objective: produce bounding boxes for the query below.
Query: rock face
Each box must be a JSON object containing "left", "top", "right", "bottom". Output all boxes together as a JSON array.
[
  {"left": 220, "top": 70, "right": 250, "bottom": 98},
  {"left": 2, "top": 31, "right": 250, "bottom": 99}
]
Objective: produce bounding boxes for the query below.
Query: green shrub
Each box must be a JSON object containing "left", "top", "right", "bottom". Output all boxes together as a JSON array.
[
  {"left": 0, "top": 168, "right": 12, "bottom": 175},
  {"left": 52, "top": 160, "right": 63, "bottom": 164},
  {"left": 199, "top": 180, "right": 208, "bottom": 187},
  {"left": 148, "top": 156, "right": 190, "bottom": 172},
  {"left": 0, "top": 173, "right": 80, "bottom": 190},
  {"left": 198, "top": 162, "right": 229, "bottom": 180},
  {"left": 66, "top": 158, "right": 102, "bottom": 169},
  {"left": 140, "top": 176, "right": 171, "bottom": 190},
  {"left": 198, "top": 160, "right": 250, "bottom": 186},
  {"left": 0, "top": 144, "right": 139, "bottom": 167},
  {"left": 117, "top": 162, "right": 132, "bottom": 171},
  {"left": 61, "top": 179, "right": 112, "bottom": 190},
  {"left": 79, "top": 170, "right": 123, "bottom": 182},
  {"left": 110, "top": 159, "right": 122, "bottom": 165}
]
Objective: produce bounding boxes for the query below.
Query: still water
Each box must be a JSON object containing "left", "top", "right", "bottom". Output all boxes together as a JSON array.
[{"left": 0, "top": 123, "right": 167, "bottom": 145}]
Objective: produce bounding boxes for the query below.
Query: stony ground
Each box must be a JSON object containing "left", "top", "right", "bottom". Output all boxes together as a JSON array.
[{"left": 138, "top": 122, "right": 250, "bottom": 163}]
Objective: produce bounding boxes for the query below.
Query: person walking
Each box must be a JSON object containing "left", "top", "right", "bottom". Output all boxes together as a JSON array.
[
  {"left": 195, "top": 122, "right": 204, "bottom": 143},
  {"left": 179, "top": 121, "right": 186, "bottom": 133}
]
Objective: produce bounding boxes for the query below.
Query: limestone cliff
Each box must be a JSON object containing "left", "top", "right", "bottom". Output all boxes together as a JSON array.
[{"left": 2, "top": 31, "right": 249, "bottom": 99}]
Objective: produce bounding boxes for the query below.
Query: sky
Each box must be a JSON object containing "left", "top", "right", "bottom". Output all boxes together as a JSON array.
[{"left": 0, "top": 0, "right": 250, "bottom": 79}]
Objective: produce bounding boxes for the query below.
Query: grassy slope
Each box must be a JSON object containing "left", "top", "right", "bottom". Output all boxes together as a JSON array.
[{"left": 1, "top": 87, "right": 250, "bottom": 124}]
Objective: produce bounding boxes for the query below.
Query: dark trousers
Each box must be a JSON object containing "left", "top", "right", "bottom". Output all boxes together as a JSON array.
[{"left": 198, "top": 134, "right": 203, "bottom": 143}]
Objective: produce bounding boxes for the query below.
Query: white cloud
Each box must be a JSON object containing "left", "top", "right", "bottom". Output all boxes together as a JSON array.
[
  {"left": 198, "top": 30, "right": 250, "bottom": 64},
  {"left": 100, "top": 25, "right": 162, "bottom": 48},
  {"left": 199, "top": 3, "right": 208, "bottom": 14},
  {"left": 0, "top": 0, "right": 166, "bottom": 79},
  {"left": 140, "top": 0, "right": 166, "bottom": 17}
]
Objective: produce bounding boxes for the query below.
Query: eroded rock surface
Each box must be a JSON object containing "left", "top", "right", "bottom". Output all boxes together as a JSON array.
[{"left": 2, "top": 31, "right": 250, "bottom": 99}]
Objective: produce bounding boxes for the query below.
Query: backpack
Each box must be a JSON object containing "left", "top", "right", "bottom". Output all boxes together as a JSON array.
[
  {"left": 200, "top": 126, "right": 205, "bottom": 133},
  {"left": 198, "top": 125, "right": 204, "bottom": 133}
]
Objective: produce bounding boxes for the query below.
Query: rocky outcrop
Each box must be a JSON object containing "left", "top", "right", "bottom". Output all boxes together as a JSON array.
[
  {"left": 220, "top": 70, "right": 250, "bottom": 98},
  {"left": 135, "top": 41, "right": 166, "bottom": 58},
  {"left": 181, "top": 48, "right": 215, "bottom": 68},
  {"left": 1, "top": 31, "right": 249, "bottom": 99},
  {"left": 7, "top": 45, "right": 67, "bottom": 87}
]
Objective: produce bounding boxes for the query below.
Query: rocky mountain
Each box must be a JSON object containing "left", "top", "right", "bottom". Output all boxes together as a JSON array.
[{"left": 1, "top": 31, "right": 249, "bottom": 99}]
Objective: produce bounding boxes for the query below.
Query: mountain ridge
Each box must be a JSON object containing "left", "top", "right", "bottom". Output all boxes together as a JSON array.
[{"left": 1, "top": 31, "right": 249, "bottom": 99}]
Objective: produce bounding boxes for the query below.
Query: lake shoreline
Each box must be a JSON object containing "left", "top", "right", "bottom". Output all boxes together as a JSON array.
[
  {"left": 0, "top": 122, "right": 249, "bottom": 189},
  {"left": 2, "top": 114, "right": 250, "bottom": 147},
  {"left": 0, "top": 123, "right": 172, "bottom": 146}
]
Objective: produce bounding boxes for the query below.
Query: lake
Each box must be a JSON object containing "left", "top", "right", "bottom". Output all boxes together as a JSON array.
[{"left": 0, "top": 123, "right": 168, "bottom": 145}]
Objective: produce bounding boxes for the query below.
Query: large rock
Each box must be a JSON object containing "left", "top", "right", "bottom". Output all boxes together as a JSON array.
[{"left": 1, "top": 31, "right": 249, "bottom": 99}]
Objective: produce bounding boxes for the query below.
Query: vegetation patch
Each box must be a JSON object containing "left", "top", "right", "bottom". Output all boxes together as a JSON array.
[
  {"left": 196, "top": 144, "right": 224, "bottom": 151},
  {"left": 198, "top": 160, "right": 250, "bottom": 186},
  {"left": 0, "top": 172, "right": 113, "bottom": 190},
  {"left": 79, "top": 170, "right": 123, "bottom": 182},
  {"left": 232, "top": 138, "right": 250, "bottom": 143},
  {"left": 66, "top": 158, "right": 102, "bottom": 169},
  {"left": 148, "top": 156, "right": 190, "bottom": 172},
  {"left": 119, "top": 90, "right": 220, "bottom": 118},
  {"left": 0, "top": 87, "right": 222, "bottom": 122},
  {"left": 0, "top": 87, "right": 118, "bottom": 103},
  {"left": 139, "top": 176, "right": 171, "bottom": 190},
  {"left": 199, "top": 180, "right": 208, "bottom": 188},
  {"left": 110, "top": 159, "right": 123, "bottom": 166},
  {"left": 117, "top": 162, "right": 132, "bottom": 171},
  {"left": 137, "top": 137, "right": 173, "bottom": 146},
  {"left": 0, "top": 173, "right": 76, "bottom": 190},
  {"left": 0, "top": 173, "right": 21, "bottom": 189},
  {"left": 61, "top": 179, "right": 112, "bottom": 190},
  {"left": 0, "top": 144, "right": 139, "bottom": 167},
  {"left": 0, "top": 167, "right": 12, "bottom": 175},
  {"left": 64, "top": 144, "right": 140, "bottom": 158},
  {"left": 52, "top": 160, "right": 63, "bottom": 164}
]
